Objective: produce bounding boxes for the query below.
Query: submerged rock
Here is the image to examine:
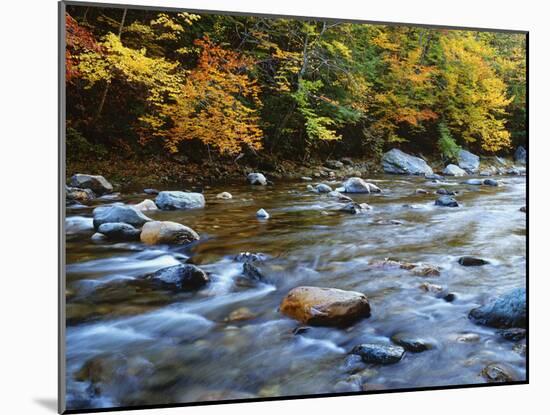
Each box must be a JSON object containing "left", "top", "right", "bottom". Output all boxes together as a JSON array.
[
  {"left": 140, "top": 221, "right": 199, "bottom": 245},
  {"left": 457, "top": 149, "right": 480, "bottom": 173},
  {"left": 469, "top": 288, "right": 526, "bottom": 328},
  {"left": 216, "top": 192, "right": 233, "bottom": 200},
  {"left": 458, "top": 256, "right": 490, "bottom": 266},
  {"left": 242, "top": 262, "right": 265, "bottom": 281},
  {"left": 340, "top": 202, "right": 371, "bottom": 214},
  {"left": 391, "top": 333, "right": 431, "bottom": 353},
  {"left": 256, "top": 208, "right": 270, "bottom": 219},
  {"left": 70, "top": 173, "right": 113, "bottom": 195},
  {"left": 93, "top": 205, "right": 152, "bottom": 230},
  {"left": 234, "top": 252, "right": 267, "bottom": 263},
  {"left": 515, "top": 146, "right": 527, "bottom": 164},
  {"left": 155, "top": 191, "right": 205, "bottom": 210},
  {"left": 497, "top": 328, "right": 526, "bottom": 342},
  {"left": 382, "top": 149, "right": 433, "bottom": 175},
  {"left": 315, "top": 183, "right": 333, "bottom": 193},
  {"left": 341, "top": 177, "right": 382, "bottom": 193},
  {"left": 350, "top": 344, "right": 405, "bottom": 364},
  {"left": 481, "top": 363, "right": 516, "bottom": 383},
  {"left": 247, "top": 172, "right": 267, "bottom": 185},
  {"left": 415, "top": 189, "right": 428, "bottom": 194},
  {"left": 369, "top": 259, "right": 440, "bottom": 277},
  {"left": 97, "top": 222, "right": 141, "bottom": 241},
  {"left": 148, "top": 264, "right": 209, "bottom": 290},
  {"left": 435, "top": 195, "right": 459, "bottom": 207},
  {"left": 225, "top": 307, "right": 257, "bottom": 322},
  {"left": 133, "top": 199, "right": 158, "bottom": 212},
  {"left": 435, "top": 188, "right": 457, "bottom": 196},
  {"left": 443, "top": 164, "right": 467, "bottom": 177},
  {"left": 483, "top": 178, "right": 499, "bottom": 187},
  {"left": 280, "top": 286, "right": 371, "bottom": 326},
  {"left": 462, "top": 178, "right": 483, "bottom": 185}
]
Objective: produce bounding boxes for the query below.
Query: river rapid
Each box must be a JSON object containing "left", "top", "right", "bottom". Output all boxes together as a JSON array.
[{"left": 64, "top": 174, "right": 527, "bottom": 410}]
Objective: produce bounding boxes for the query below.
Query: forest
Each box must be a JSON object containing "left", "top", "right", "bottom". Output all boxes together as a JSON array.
[{"left": 65, "top": 5, "right": 526, "bottom": 174}]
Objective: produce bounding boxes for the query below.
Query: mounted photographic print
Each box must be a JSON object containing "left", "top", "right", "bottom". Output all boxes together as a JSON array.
[{"left": 59, "top": 1, "right": 528, "bottom": 413}]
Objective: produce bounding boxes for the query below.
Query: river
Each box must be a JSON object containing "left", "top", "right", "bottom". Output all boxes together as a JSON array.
[{"left": 64, "top": 174, "right": 527, "bottom": 410}]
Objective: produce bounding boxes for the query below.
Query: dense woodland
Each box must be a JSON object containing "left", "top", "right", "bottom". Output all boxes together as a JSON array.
[{"left": 65, "top": 5, "right": 526, "bottom": 167}]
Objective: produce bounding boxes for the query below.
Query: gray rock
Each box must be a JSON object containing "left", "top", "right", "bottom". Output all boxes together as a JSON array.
[
  {"left": 481, "top": 363, "right": 516, "bottom": 383},
  {"left": 342, "top": 177, "right": 382, "bottom": 193},
  {"left": 143, "top": 188, "right": 159, "bottom": 195},
  {"left": 483, "top": 179, "right": 499, "bottom": 187},
  {"left": 133, "top": 199, "right": 158, "bottom": 211},
  {"left": 497, "top": 328, "right": 526, "bottom": 342},
  {"left": 351, "top": 344, "right": 405, "bottom": 364},
  {"left": 506, "top": 166, "right": 526, "bottom": 175},
  {"left": 340, "top": 202, "right": 371, "bottom": 214},
  {"left": 457, "top": 150, "right": 480, "bottom": 173},
  {"left": 93, "top": 205, "right": 152, "bottom": 230},
  {"left": 458, "top": 256, "right": 490, "bottom": 266},
  {"left": 416, "top": 189, "right": 429, "bottom": 194},
  {"left": 382, "top": 149, "right": 433, "bottom": 175},
  {"left": 247, "top": 172, "right": 267, "bottom": 185},
  {"left": 148, "top": 264, "right": 209, "bottom": 290},
  {"left": 514, "top": 146, "right": 527, "bottom": 164},
  {"left": 435, "top": 195, "right": 459, "bottom": 207},
  {"left": 242, "top": 262, "right": 265, "bottom": 281},
  {"left": 256, "top": 208, "right": 270, "bottom": 219},
  {"left": 155, "top": 191, "right": 205, "bottom": 210},
  {"left": 234, "top": 252, "right": 267, "bottom": 263},
  {"left": 436, "top": 188, "right": 457, "bottom": 196},
  {"left": 97, "top": 222, "right": 141, "bottom": 241},
  {"left": 301, "top": 176, "right": 313, "bottom": 181},
  {"left": 462, "top": 178, "right": 483, "bottom": 185},
  {"left": 469, "top": 288, "right": 526, "bottom": 328},
  {"left": 442, "top": 164, "right": 467, "bottom": 177},
  {"left": 391, "top": 333, "right": 431, "bottom": 353},
  {"left": 70, "top": 174, "right": 113, "bottom": 195},
  {"left": 340, "top": 157, "right": 354, "bottom": 166},
  {"left": 325, "top": 160, "right": 344, "bottom": 169},
  {"left": 66, "top": 186, "right": 96, "bottom": 203},
  {"left": 315, "top": 183, "right": 333, "bottom": 193},
  {"left": 425, "top": 173, "right": 443, "bottom": 180}
]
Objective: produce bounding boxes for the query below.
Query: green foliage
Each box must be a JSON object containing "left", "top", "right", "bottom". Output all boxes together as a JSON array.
[
  {"left": 66, "top": 127, "right": 108, "bottom": 161},
  {"left": 437, "top": 122, "right": 461, "bottom": 162}
]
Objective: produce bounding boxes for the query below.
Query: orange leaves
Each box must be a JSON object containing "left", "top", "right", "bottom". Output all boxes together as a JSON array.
[
  {"left": 162, "top": 37, "right": 263, "bottom": 154},
  {"left": 65, "top": 13, "right": 101, "bottom": 82}
]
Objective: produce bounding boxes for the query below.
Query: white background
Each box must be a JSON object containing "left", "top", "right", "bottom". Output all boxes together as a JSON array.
[{"left": 0, "top": 0, "right": 545, "bottom": 413}]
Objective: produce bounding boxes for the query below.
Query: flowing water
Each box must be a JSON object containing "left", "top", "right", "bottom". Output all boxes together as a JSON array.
[{"left": 64, "top": 174, "right": 527, "bottom": 410}]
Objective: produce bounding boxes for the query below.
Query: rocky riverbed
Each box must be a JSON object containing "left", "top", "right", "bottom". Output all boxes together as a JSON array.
[{"left": 64, "top": 153, "right": 527, "bottom": 410}]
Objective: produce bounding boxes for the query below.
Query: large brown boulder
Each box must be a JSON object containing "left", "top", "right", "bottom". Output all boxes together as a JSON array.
[
  {"left": 140, "top": 221, "right": 199, "bottom": 245},
  {"left": 280, "top": 286, "right": 371, "bottom": 326}
]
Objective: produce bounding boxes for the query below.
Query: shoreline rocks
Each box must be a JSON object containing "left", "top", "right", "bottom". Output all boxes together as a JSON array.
[
  {"left": 457, "top": 150, "right": 480, "bottom": 173},
  {"left": 280, "top": 286, "right": 371, "bottom": 326},
  {"left": 247, "top": 172, "right": 267, "bottom": 185},
  {"left": 382, "top": 149, "right": 434, "bottom": 175},
  {"left": 70, "top": 174, "right": 113, "bottom": 195},
  {"left": 155, "top": 191, "right": 205, "bottom": 210},
  {"left": 514, "top": 146, "right": 527, "bottom": 164},
  {"left": 442, "top": 164, "right": 467, "bottom": 177},
  {"left": 140, "top": 221, "right": 199, "bottom": 245}
]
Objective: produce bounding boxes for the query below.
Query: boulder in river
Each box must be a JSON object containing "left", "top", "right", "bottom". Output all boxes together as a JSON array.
[
  {"left": 315, "top": 183, "right": 333, "bottom": 193},
  {"left": 442, "top": 164, "right": 467, "bottom": 177},
  {"left": 280, "top": 286, "right": 371, "bottom": 326},
  {"left": 481, "top": 363, "right": 516, "bottom": 383},
  {"left": 340, "top": 202, "right": 371, "bottom": 214},
  {"left": 391, "top": 333, "right": 432, "bottom": 353},
  {"left": 256, "top": 208, "right": 270, "bottom": 219},
  {"left": 435, "top": 188, "right": 457, "bottom": 196},
  {"left": 234, "top": 252, "right": 267, "bottom": 263},
  {"left": 469, "top": 288, "right": 526, "bottom": 328},
  {"left": 242, "top": 262, "right": 265, "bottom": 281},
  {"left": 140, "top": 220, "right": 199, "bottom": 245},
  {"left": 70, "top": 173, "right": 113, "bottom": 195},
  {"left": 93, "top": 205, "right": 152, "bottom": 230},
  {"left": 519, "top": 206, "right": 526, "bottom": 213},
  {"left": 133, "top": 199, "right": 158, "bottom": 211},
  {"left": 66, "top": 186, "right": 95, "bottom": 203},
  {"left": 341, "top": 177, "right": 382, "bottom": 193},
  {"left": 382, "top": 149, "right": 434, "bottom": 175},
  {"left": 435, "top": 195, "right": 459, "bottom": 207},
  {"left": 216, "top": 192, "right": 233, "bottom": 199},
  {"left": 155, "top": 191, "right": 205, "bottom": 210},
  {"left": 247, "top": 172, "right": 267, "bottom": 185},
  {"left": 483, "top": 178, "right": 499, "bottom": 187},
  {"left": 514, "top": 146, "right": 527, "bottom": 164},
  {"left": 457, "top": 149, "right": 480, "bottom": 173},
  {"left": 350, "top": 344, "right": 405, "bottom": 364},
  {"left": 97, "top": 222, "right": 141, "bottom": 241},
  {"left": 148, "top": 264, "right": 209, "bottom": 290},
  {"left": 462, "top": 178, "right": 483, "bottom": 185},
  {"left": 369, "top": 259, "right": 440, "bottom": 277},
  {"left": 458, "top": 256, "right": 490, "bottom": 266}
]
